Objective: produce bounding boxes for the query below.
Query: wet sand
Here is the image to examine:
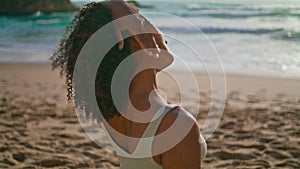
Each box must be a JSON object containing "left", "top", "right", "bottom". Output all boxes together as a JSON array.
[{"left": 0, "top": 63, "right": 299, "bottom": 168}]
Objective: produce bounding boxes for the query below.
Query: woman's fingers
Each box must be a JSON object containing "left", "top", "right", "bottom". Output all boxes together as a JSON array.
[
  {"left": 133, "top": 33, "right": 161, "bottom": 58},
  {"left": 114, "top": 28, "right": 125, "bottom": 50},
  {"left": 150, "top": 36, "right": 161, "bottom": 59},
  {"left": 154, "top": 33, "right": 168, "bottom": 50},
  {"left": 107, "top": 1, "right": 165, "bottom": 56},
  {"left": 112, "top": 11, "right": 163, "bottom": 58},
  {"left": 153, "top": 33, "right": 174, "bottom": 68},
  {"left": 141, "top": 16, "right": 164, "bottom": 58}
]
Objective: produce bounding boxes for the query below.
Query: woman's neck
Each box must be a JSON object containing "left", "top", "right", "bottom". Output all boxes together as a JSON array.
[{"left": 129, "top": 69, "right": 165, "bottom": 112}]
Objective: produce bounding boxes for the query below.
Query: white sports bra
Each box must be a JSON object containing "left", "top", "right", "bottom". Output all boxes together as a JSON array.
[{"left": 107, "top": 104, "right": 207, "bottom": 169}]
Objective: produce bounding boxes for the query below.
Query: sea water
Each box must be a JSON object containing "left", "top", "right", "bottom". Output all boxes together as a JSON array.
[{"left": 0, "top": 0, "right": 299, "bottom": 78}]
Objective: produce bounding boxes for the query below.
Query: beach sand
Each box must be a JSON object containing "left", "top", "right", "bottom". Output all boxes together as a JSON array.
[{"left": 0, "top": 63, "right": 299, "bottom": 168}]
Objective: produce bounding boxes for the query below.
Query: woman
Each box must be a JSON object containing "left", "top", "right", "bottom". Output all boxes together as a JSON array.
[{"left": 51, "top": 1, "right": 206, "bottom": 169}]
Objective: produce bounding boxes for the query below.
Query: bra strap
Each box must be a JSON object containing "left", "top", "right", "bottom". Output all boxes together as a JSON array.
[{"left": 132, "top": 104, "right": 177, "bottom": 157}]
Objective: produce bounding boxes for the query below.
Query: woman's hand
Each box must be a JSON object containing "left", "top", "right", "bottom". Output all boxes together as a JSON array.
[{"left": 103, "top": 0, "right": 165, "bottom": 59}]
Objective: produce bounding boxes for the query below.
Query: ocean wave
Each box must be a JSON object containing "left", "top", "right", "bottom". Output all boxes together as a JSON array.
[
  {"left": 186, "top": 3, "right": 300, "bottom": 11},
  {"left": 180, "top": 3, "right": 300, "bottom": 19},
  {"left": 186, "top": 2, "right": 242, "bottom": 9},
  {"left": 272, "top": 31, "right": 300, "bottom": 42},
  {"left": 175, "top": 11, "right": 300, "bottom": 19},
  {"left": 0, "top": 11, "right": 74, "bottom": 27},
  {"left": 0, "top": 42, "right": 53, "bottom": 52},
  {"left": 158, "top": 26, "right": 284, "bottom": 35},
  {"left": 160, "top": 26, "right": 300, "bottom": 42}
]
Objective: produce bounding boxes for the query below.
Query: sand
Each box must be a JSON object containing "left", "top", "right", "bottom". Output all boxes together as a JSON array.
[{"left": 0, "top": 63, "right": 299, "bottom": 168}]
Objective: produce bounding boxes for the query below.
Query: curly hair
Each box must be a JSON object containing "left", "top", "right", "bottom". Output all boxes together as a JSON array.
[{"left": 50, "top": 2, "right": 134, "bottom": 120}]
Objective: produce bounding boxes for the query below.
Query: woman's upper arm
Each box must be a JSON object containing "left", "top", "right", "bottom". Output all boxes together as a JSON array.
[{"left": 157, "top": 108, "right": 202, "bottom": 169}]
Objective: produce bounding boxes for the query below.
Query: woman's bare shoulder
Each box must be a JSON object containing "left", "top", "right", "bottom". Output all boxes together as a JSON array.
[
  {"left": 157, "top": 105, "right": 199, "bottom": 134},
  {"left": 155, "top": 105, "right": 202, "bottom": 169}
]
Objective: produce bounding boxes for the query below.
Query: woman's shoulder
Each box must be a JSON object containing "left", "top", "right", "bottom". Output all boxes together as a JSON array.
[
  {"left": 157, "top": 104, "right": 200, "bottom": 135},
  {"left": 165, "top": 105, "right": 198, "bottom": 124},
  {"left": 154, "top": 105, "right": 202, "bottom": 169}
]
